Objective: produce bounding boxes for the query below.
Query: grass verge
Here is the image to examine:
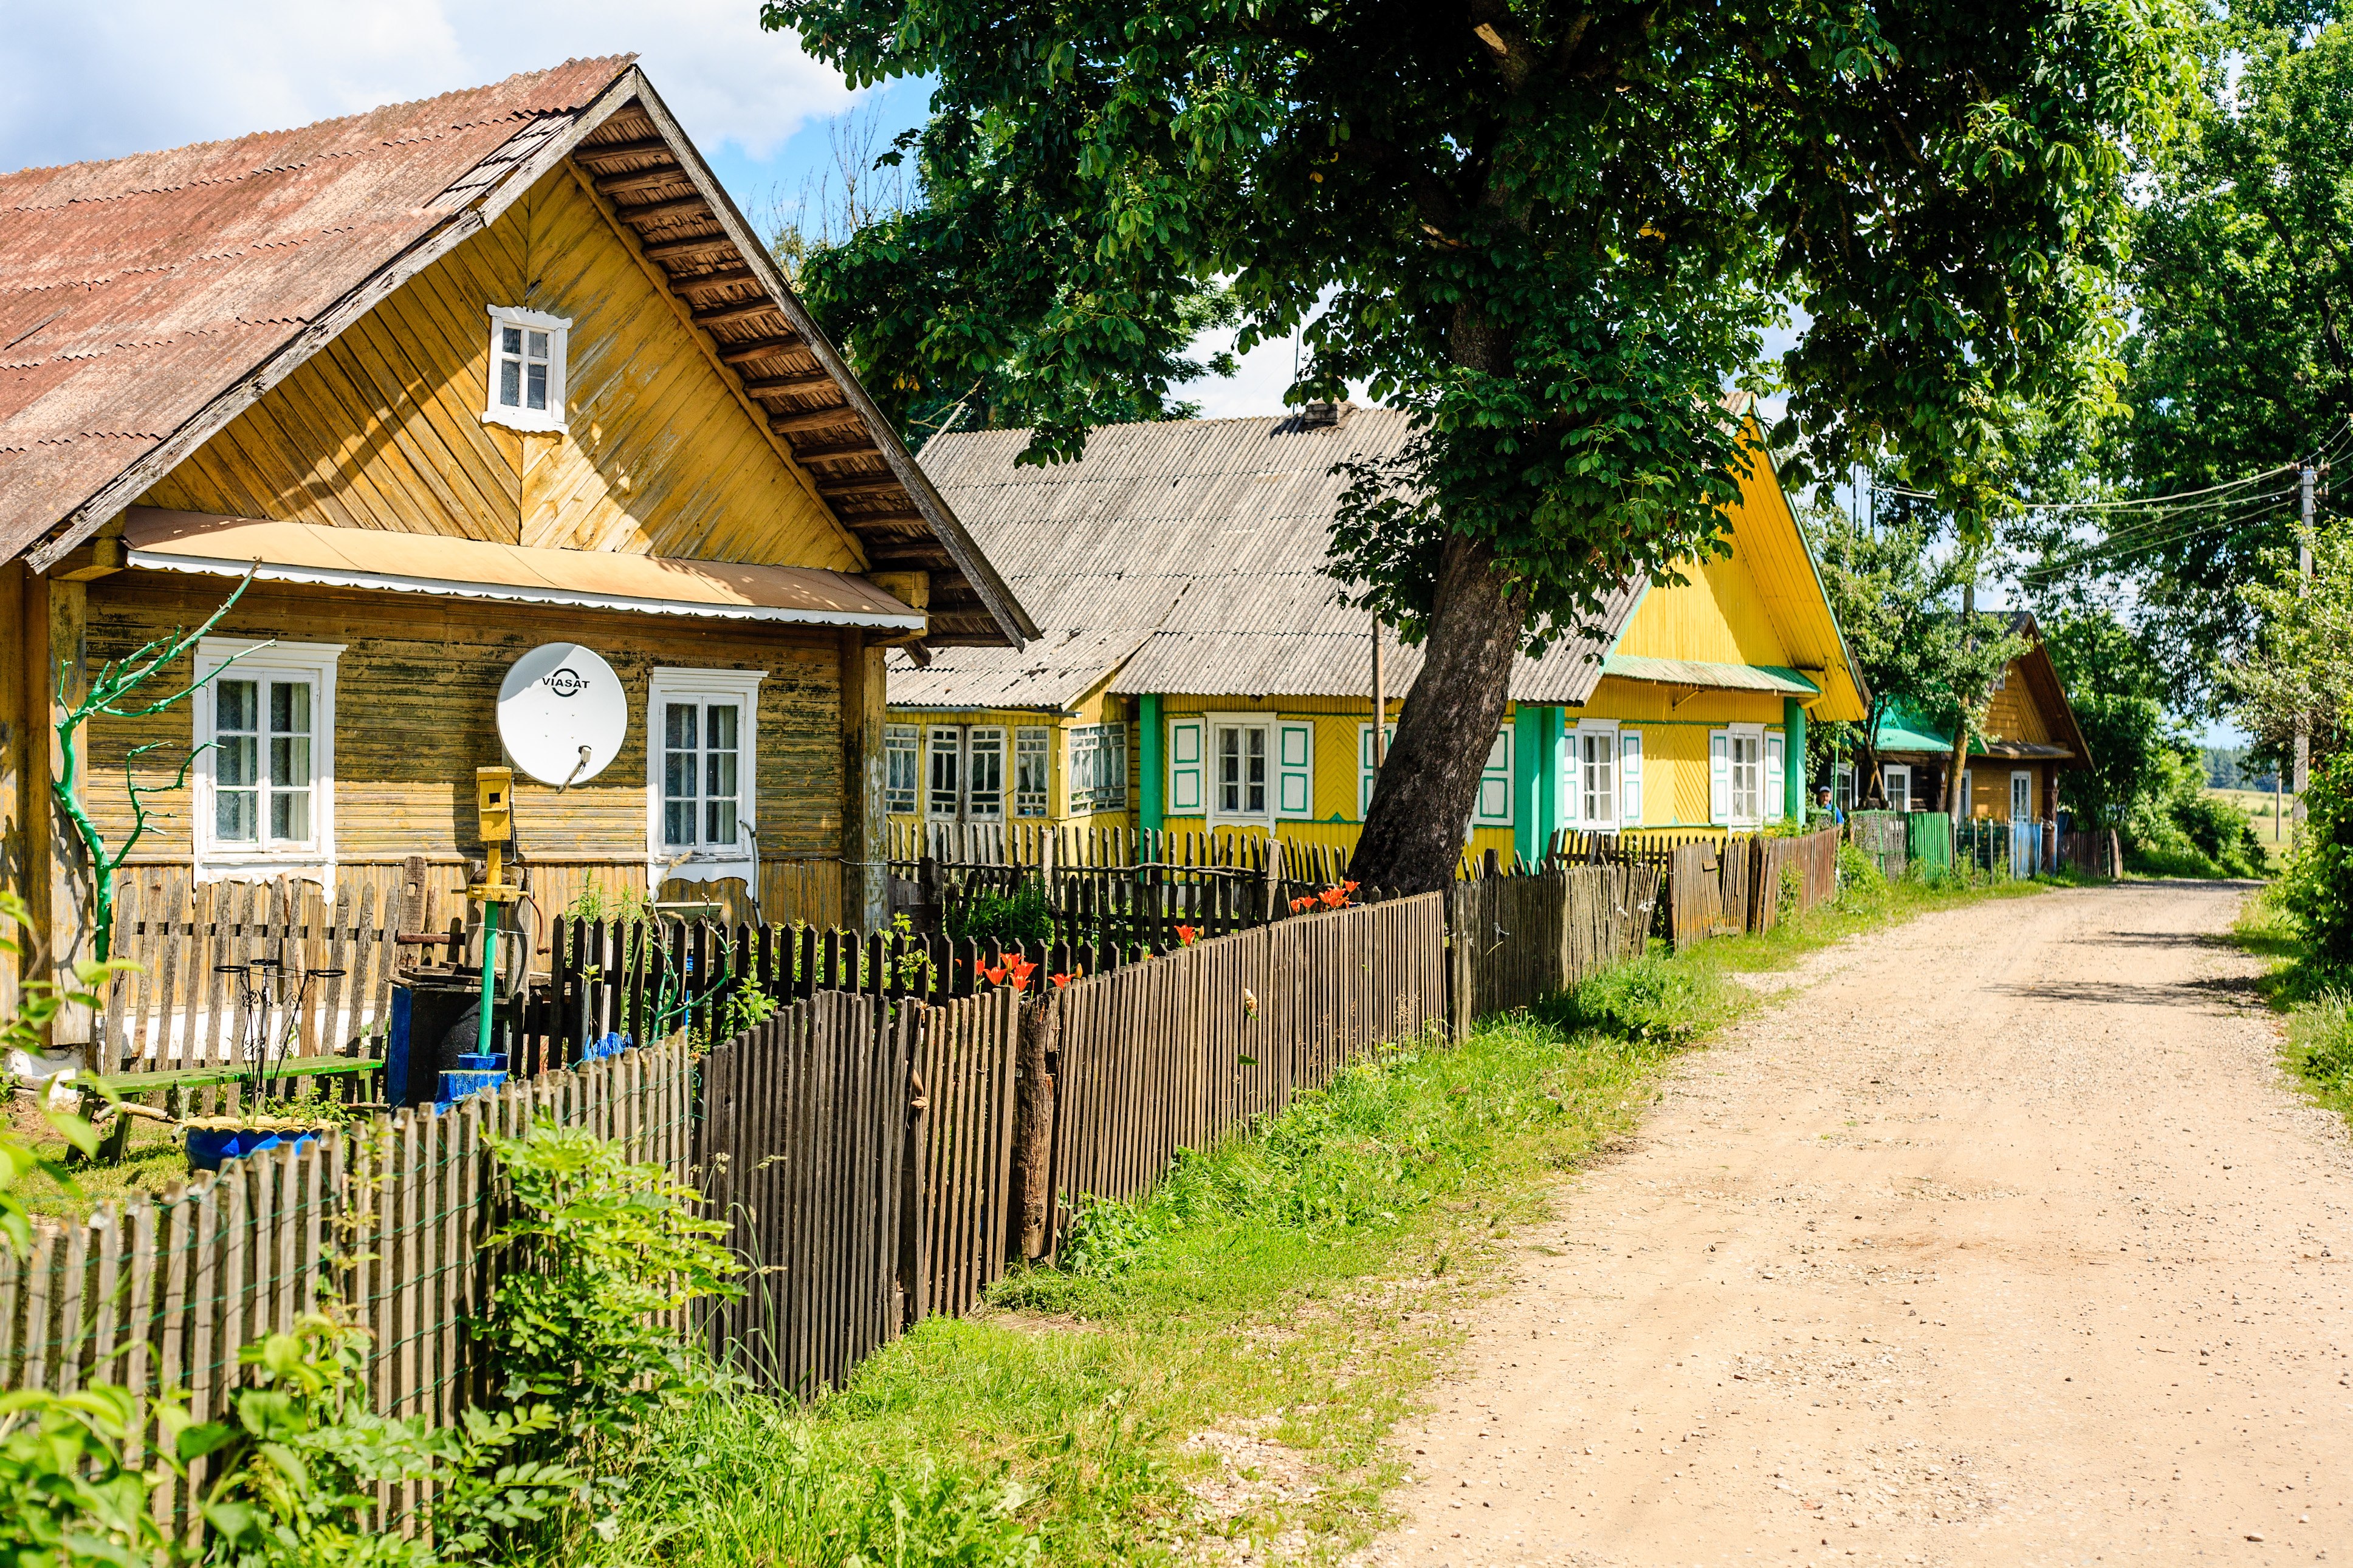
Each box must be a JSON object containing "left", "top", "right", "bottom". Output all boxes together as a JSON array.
[
  {"left": 2228, "top": 884, "right": 2353, "bottom": 1126},
  {"left": 559, "top": 862, "right": 2052, "bottom": 1568}
]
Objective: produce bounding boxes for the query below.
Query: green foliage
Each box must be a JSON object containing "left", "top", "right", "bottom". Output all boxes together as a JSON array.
[
  {"left": 2230, "top": 521, "right": 2353, "bottom": 765},
  {"left": 0, "top": 1381, "right": 176, "bottom": 1568},
  {"left": 2283, "top": 749, "right": 2353, "bottom": 970},
  {"left": 1805, "top": 503, "right": 2028, "bottom": 797},
  {"left": 766, "top": 0, "right": 2182, "bottom": 649},
  {"left": 2123, "top": 745, "right": 2269, "bottom": 878},
  {"left": 2042, "top": 608, "right": 2179, "bottom": 828},
  {"left": 565, "top": 880, "right": 654, "bottom": 924},
  {"left": 192, "top": 1315, "right": 577, "bottom": 1568},
  {"left": 1833, "top": 842, "right": 1892, "bottom": 917},
  {"left": 945, "top": 883, "right": 1054, "bottom": 948},
  {"left": 1536, "top": 954, "right": 1730, "bottom": 1049},
  {"left": 0, "top": 892, "right": 132, "bottom": 1258},
  {"left": 477, "top": 1123, "right": 742, "bottom": 1459}
]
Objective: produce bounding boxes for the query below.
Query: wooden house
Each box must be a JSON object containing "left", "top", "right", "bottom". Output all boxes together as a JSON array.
[
  {"left": 1860, "top": 612, "right": 2089, "bottom": 818},
  {"left": 886, "top": 403, "right": 1865, "bottom": 863},
  {"left": 0, "top": 59, "right": 1033, "bottom": 1011}
]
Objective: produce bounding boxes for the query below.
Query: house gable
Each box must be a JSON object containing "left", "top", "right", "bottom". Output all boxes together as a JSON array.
[{"left": 139, "top": 163, "right": 862, "bottom": 570}]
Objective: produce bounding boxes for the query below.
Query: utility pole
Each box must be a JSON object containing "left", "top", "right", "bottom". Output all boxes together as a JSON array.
[{"left": 2295, "top": 460, "right": 2316, "bottom": 838}]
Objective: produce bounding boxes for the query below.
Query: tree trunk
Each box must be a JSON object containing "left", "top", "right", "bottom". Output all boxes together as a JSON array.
[{"left": 1351, "top": 533, "right": 1525, "bottom": 894}]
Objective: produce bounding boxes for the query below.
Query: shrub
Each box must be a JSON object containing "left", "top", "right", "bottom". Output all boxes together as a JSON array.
[
  {"left": 476, "top": 1124, "right": 742, "bottom": 1460},
  {"left": 2288, "top": 990, "right": 2353, "bottom": 1091},
  {"left": 0, "top": 1381, "right": 174, "bottom": 1568},
  {"left": 2284, "top": 748, "right": 2353, "bottom": 974},
  {"left": 947, "top": 881, "right": 1056, "bottom": 947}
]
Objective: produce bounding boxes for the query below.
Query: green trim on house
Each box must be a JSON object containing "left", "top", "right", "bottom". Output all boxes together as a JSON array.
[
  {"left": 1139, "top": 693, "right": 1164, "bottom": 830},
  {"left": 1784, "top": 697, "right": 1809, "bottom": 821},
  {"left": 1512, "top": 705, "right": 1551, "bottom": 864}
]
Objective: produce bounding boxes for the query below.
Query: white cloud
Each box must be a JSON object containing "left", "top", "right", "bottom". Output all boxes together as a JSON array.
[{"left": 0, "top": 1, "right": 855, "bottom": 173}]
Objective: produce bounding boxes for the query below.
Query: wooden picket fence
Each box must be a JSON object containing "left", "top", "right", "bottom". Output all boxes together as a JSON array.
[
  {"left": 1443, "top": 864, "right": 1661, "bottom": 1026},
  {"left": 0, "top": 1036, "right": 695, "bottom": 1526},
  {"left": 1749, "top": 829, "right": 1840, "bottom": 933}
]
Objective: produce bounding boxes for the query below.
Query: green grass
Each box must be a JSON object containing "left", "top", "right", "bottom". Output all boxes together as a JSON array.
[
  {"left": 549, "top": 861, "right": 2052, "bottom": 1568},
  {"left": 2227, "top": 884, "right": 2353, "bottom": 1127}
]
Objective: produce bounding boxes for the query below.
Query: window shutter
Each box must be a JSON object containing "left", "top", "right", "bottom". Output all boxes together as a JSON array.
[
  {"left": 1169, "top": 718, "right": 1205, "bottom": 814},
  {"left": 1474, "top": 729, "right": 1513, "bottom": 824},
  {"left": 1620, "top": 730, "right": 1643, "bottom": 826},
  {"left": 1358, "top": 723, "right": 1395, "bottom": 818},
  {"left": 1709, "top": 731, "right": 1731, "bottom": 826},
  {"left": 1276, "top": 721, "right": 1314, "bottom": 819},
  {"left": 1764, "top": 732, "right": 1785, "bottom": 821}
]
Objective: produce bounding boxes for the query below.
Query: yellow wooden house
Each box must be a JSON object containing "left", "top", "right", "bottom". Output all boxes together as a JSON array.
[
  {"left": 887, "top": 404, "right": 1863, "bottom": 862},
  {"left": 0, "top": 60, "right": 1032, "bottom": 1007}
]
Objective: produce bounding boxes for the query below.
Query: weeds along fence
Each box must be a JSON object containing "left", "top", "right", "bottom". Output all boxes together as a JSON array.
[
  {"left": 0, "top": 1037, "right": 695, "bottom": 1526},
  {"left": 1553, "top": 828, "right": 1841, "bottom": 953},
  {"left": 1444, "top": 864, "right": 1661, "bottom": 1024}
]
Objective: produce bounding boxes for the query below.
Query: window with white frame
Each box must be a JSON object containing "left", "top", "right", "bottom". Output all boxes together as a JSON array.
[
  {"left": 966, "top": 727, "right": 1005, "bottom": 821},
  {"left": 1069, "top": 722, "right": 1128, "bottom": 815},
  {"left": 647, "top": 668, "right": 762, "bottom": 878},
  {"left": 884, "top": 725, "right": 920, "bottom": 815},
  {"left": 1710, "top": 724, "right": 1765, "bottom": 826},
  {"left": 484, "top": 306, "right": 570, "bottom": 432},
  {"left": 1014, "top": 727, "right": 1051, "bottom": 817},
  {"left": 1576, "top": 723, "right": 1618, "bottom": 827},
  {"left": 194, "top": 639, "right": 342, "bottom": 880},
  {"left": 1212, "top": 717, "right": 1271, "bottom": 821},
  {"left": 927, "top": 726, "right": 963, "bottom": 819},
  {"left": 924, "top": 724, "right": 1009, "bottom": 821}
]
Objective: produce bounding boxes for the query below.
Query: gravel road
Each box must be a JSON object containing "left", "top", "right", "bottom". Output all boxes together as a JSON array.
[{"left": 1363, "top": 880, "right": 2352, "bottom": 1567}]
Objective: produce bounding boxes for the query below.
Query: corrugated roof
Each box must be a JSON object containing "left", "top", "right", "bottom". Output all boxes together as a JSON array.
[
  {"left": 0, "top": 59, "right": 633, "bottom": 561},
  {"left": 891, "top": 409, "right": 1643, "bottom": 707}
]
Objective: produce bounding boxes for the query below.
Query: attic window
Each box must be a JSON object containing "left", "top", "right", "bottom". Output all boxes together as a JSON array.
[{"left": 484, "top": 306, "right": 571, "bottom": 432}]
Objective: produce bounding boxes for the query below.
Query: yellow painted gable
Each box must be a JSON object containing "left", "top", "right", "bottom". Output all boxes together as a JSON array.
[
  {"left": 141, "top": 164, "right": 863, "bottom": 571},
  {"left": 1613, "top": 541, "right": 1790, "bottom": 668}
]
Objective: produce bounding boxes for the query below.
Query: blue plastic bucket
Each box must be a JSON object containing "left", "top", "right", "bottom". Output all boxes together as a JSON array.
[{"left": 185, "top": 1126, "right": 320, "bottom": 1173}]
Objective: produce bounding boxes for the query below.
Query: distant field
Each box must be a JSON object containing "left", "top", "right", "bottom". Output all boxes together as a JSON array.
[{"left": 2207, "top": 785, "right": 2295, "bottom": 856}]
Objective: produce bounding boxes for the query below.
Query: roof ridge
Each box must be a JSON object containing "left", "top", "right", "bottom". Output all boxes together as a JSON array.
[
  {"left": 0, "top": 56, "right": 634, "bottom": 188},
  {"left": 929, "top": 406, "right": 1403, "bottom": 444}
]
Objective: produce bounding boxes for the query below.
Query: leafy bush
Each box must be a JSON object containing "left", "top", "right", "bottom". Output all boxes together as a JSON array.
[
  {"left": 2283, "top": 749, "right": 2353, "bottom": 973},
  {"left": 477, "top": 1124, "right": 742, "bottom": 1460},
  {"left": 0, "top": 1381, "right": 174, "bottom": 1568},
  {"left": 1537, "top": 955, "right": 1721, "bottom": 1047},
  {"left": 2123, "top": 745, "right": 2268, "bottom": 878},
  {"left": 947, "top": 882, "right": 1055, "bottom": 947}
]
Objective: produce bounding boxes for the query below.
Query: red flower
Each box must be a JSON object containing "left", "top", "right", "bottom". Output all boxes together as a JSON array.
[
  {"left": 983, "top": 965, "right": 1008, "bottom": 986},
  {"left": 1050, "top": 972, "right": 1076, "bottom": 990},
  {"left": 1289, "top": 895, "right": 1313, "bottom": 912},
  {"left": 1004, "top": 955, "right": 1038, "bottom": 992},
  {"left": 1175, "top": 924, "right": 1199, "bottom": 947},
  {"left": 1317, "top": 885, "right": 1350, "bottom": 909}
]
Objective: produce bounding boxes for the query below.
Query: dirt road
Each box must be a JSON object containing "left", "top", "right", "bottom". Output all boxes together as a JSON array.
[{"left": 1366, "top": 881, "right": 2353, "bottom": 1567}]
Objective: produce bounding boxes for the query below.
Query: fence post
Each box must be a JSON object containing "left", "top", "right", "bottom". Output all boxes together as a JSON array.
[{"left": 1010, "top": 995, "right": 1060, "bottom": 1259}]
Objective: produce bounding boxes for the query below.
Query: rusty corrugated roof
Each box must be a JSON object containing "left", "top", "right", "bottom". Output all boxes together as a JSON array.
[
  {"left": 0, "top": 59, "right": 634, "bottom": 562},
  {"left": 888, "top": 409, "right": 1643, "bottom": 708}
]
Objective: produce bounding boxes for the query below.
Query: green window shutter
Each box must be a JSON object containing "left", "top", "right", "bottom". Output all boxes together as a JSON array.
[
  {"left": 1276, "top": 720, "right": 1314, "bottom": 819},
  {"left": 1620, "top": 730, "right": 1643, "bottom": 826},
  {"left": 1709, "top": 731, "right": 1731, "bottom": 826},
  {"left": 1764, "top": 732, "right": 1785, "bottom": 821},
  {"left": 1474, "top": 728, "right": 1513, "bottom": 825},
  {"left": 1169, "top": 717, "right": 1205, "bottom": 814}
]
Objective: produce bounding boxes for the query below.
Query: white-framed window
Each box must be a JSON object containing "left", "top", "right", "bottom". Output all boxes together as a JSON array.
[
  {"left": 1168, "top": 717, "right": 1206, "bottom": 815},
  {"left": 1883, "top": 763, "right": 1913, "bottom": 813},
  {"left": 1835, "top": 760, "right": 1855, "bottom": 811},
  {"left": 1210, "top": 715, "right": 1271, "bottom": 823},
  {"left": 1014, "top": 727, "right": 1051, "bottom": 818},
  {"left": 193, "top": 638, "right": 342, "bottom": 883},
  {"left": 884, "top": 724, "right": 920, "bottom": 815},
  {"left": 1474, "top": 728, "right": 1513, "bottom": 827},
  {"left": 646, "top": 667, "right": 763, "bottom": 882},
  {"left": 1575, "top": 721, "right": 1618, "bottom": 827},
  {"left": 1953, "top": 767, "right": 1971, "bottom": 820},
  {"left": 966, "top": 727, "right": 1005, "bottom": 821},
  {"left": 483, "top": 305, "right": 571, "bottom": 432},
  {"left": 1070, "top": 722, "right": 1128, "bottom": 815},
  {"left": 923, "top": 723, "right": 1011, "bottom": 821},
  {"left": 1620, "top": 730, "right": 1644, "bottom": 826},
  {"left": 2010, "top": 769, "right": 2033, "bottom": 821},
  {"left": 1711, "top": 725, "right": 1765, "bottom": 826},
  {"left": 927, "top": 725, "right": 963, "bottom": 820},
  {"left": 1358, "top": 722, "right": 1396, "bottom": 818}
]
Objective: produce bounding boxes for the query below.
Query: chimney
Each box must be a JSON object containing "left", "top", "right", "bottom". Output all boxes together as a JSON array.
[{"left": 1300, "top": 400, "right": 1350, "bottom": 428}]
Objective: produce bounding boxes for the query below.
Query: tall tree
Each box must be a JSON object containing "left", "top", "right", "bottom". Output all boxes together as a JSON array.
[
  {"left": 769, "top": 0, "right": 2185, "bottom": 891},
  {"left": 2101, "top": 4, "right": 2353, "bottom": 707}
]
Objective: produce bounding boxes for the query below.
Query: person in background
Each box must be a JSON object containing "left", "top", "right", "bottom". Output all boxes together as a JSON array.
[{"left": 1817, "top": 784, "right": 1843, "bottom": 826}]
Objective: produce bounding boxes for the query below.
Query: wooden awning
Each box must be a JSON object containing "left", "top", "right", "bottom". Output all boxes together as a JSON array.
[{"left": 122, "top": 508, "right": 925, "bottom": 631}]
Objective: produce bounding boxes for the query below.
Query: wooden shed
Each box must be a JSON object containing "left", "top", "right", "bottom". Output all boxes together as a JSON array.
[{"left": 0, "top": 59, "right": 1033, "bottom": 1018}]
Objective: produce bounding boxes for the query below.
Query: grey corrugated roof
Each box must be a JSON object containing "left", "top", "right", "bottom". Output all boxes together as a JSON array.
[{"left": 888, "top": 408, "right": 1640, "bottom": 708}]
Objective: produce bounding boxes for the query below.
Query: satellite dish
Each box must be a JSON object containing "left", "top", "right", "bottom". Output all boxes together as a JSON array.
[{"left": 498, "top": 643, "right": 626, "bottom": 787}]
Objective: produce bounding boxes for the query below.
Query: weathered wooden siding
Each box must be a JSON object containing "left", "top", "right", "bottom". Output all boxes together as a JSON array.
[
  {"left": 139, "top": 166, "right": 861, "bottom": 572},
  {"left": 1980, "top": 662, "right": 2056, "bottom": 747},
  {"left": 76, "top": 573, "right": 846, "bottom": 925}
]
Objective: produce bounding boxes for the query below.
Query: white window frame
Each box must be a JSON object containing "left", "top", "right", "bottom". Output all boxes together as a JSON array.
[
  {"left": 1883, "top": 762, "right": 1913, "bottom": 814},
  {"left": 192, "top": 638, "right": 343, "bottom": 885},
  {"left": 1573, "top": 720, "right": 1620, "bottom": 829},
  {"left": 965, "top": 726, "right": 1006, "bottom": 823},
  {"left": 1834, "top": 760, "right": 1855, "bottom": 811},
  {"left": 483, "top": 305, "right": 571, "bottom": 433},
  {"left": 926, "top": 725, "right": 964, "bottom": 822},
  {"left": 1719, "top": 723, "right": 1764, "bottom": 827},
  {"left": 1014, "top": 726, "right": 1052, "bottom": 818},
  {"left": 1207, "top": 713, "right": 1274, "bottom": 826},
  {"left": 645, "top": 666, "right": 764, "bottom": 885},
  {"left": 1358, "top": 722, "right": 1397, "bottom": 819},
  {"left": 2010, "top": 769, "right": 2033, "bottom": 821},
  {"left": 1953, "top": 767, "right": 1972, "bottom": 821},
  {"left": 884, "top": 724, "right": 920, "bottom": 816},
  {"left": 1069, "top": 722, "right": 1129, "bottom": 815}
]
